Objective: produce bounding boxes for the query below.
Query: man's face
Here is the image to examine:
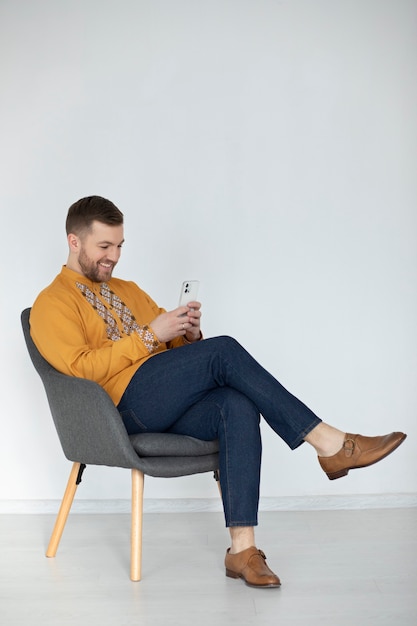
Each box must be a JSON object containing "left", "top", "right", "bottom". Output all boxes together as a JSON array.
[{"left": 75, "top": 221, "right": 124, "bottom": 283}]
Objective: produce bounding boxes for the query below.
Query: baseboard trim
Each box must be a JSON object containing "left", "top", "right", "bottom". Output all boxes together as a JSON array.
[{"left": 1, "top": 493, "right": 416, "bottom": 514}]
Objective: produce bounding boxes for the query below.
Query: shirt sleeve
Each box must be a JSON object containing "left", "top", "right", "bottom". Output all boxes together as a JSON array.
[{"left": 30, "top": 289, "right": 164, "bottom": 386}]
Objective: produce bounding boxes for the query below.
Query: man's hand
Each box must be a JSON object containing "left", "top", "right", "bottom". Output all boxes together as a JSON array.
[
  {"left": 150, "top": 301, "right": 202, "bottom": 343},
  {"left": 183, "top": 300, "right": 202, "bottom": 342}
]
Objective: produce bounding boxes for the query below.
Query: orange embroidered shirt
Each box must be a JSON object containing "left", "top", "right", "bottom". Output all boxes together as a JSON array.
[{"left": 30, "top": 266, "right": 186, "bottom": 405}]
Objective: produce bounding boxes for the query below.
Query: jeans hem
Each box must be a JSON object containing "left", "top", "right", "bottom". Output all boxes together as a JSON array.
[{"left": 289, "top": 417, "right": 322, "bottom": 450}]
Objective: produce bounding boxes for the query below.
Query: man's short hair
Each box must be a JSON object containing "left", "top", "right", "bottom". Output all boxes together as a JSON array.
[{"left": 66, "top": 196, "right": 124, "bottom": 236}]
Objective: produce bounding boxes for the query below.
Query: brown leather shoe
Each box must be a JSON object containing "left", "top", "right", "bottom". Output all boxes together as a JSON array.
[
  {"left": 225, "top": 547, "right": 281, "bottom": 588},
  {"left": 318, "top": 432, "right": 407, "bottom": 480}
]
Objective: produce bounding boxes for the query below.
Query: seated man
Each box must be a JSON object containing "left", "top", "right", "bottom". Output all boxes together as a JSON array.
[{"left": 30, "top": 195, "right": 406, "bottom": 589}]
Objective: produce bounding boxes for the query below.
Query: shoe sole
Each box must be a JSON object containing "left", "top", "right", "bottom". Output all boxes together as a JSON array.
[{"left": 226, "top": 569, "right": 281, "bottom": 588}]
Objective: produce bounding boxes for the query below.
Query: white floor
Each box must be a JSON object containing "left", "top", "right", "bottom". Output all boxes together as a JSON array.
[{"left": 0, "top": 508, "right": 416, "bottom": 626}]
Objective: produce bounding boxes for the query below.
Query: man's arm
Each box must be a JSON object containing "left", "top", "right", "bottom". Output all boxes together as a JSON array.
[{"left": 30, "top": 293, "right": 162, "bottom": 386}]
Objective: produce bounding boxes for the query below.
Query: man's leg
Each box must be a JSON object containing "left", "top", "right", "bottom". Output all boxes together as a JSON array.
[
  {"left": 168, "top": 387, "right": 281, "bottom": 589},
  {"left": 118, "top": 336, "right": 406, "bottom": 481},
  {"left": 118, "top": 336, "right": 322, "bottom": 447},
  {"left": 168, "top": 387, "right": 262, "bottom": 528}
]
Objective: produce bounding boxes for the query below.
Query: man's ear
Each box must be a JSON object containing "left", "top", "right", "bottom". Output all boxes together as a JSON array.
[{"left": 67, "top": 233, "right": 80, "bottom": 252}]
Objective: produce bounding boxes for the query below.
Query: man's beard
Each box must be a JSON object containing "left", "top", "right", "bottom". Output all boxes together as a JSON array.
[{"left": 78, "top": 247, "right": 114, "bottom": 283}]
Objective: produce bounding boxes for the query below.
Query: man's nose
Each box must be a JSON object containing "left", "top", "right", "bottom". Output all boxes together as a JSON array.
[{"left": 107, "top": 247, "right": 121, "bottom": 262}]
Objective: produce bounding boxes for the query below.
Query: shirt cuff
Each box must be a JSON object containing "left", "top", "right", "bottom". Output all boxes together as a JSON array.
[{"left": 183, "top": 331, "right": 203, "bottom": 344}]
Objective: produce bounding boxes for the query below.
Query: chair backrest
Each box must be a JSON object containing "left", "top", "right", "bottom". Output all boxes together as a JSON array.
[
  {"left": 21, "top": 308, "right": 219, "bottom": 476},
  {"left": 21, "top": 308, "right": 146, "bottom": 468}
]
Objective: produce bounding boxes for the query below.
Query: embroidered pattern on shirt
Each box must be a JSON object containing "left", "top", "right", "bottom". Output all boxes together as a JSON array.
[{"left": 76, "top": 282, "right": 160, "bottom": 353}]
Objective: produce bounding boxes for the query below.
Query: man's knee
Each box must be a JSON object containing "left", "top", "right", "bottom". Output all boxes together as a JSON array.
[{"left": 208, "top": 335, "right": 242, "bottom": 353}]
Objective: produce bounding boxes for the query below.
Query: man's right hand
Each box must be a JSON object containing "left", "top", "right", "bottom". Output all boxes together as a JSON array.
[{"left": 150, "top": 307, "right": 193, "bottom": 343}]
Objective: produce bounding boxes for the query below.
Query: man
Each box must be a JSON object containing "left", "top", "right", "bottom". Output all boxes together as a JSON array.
[{"left": 30, "top": 196, "right": 406, "bottom": 589}]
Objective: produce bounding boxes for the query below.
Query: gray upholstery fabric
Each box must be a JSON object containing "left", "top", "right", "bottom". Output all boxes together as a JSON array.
[
  {"left": 21, "top": 308, "right": 219, "bottom": 478},
  {"left": 130, "top": 433, "right": 219, "bottom": 457}
]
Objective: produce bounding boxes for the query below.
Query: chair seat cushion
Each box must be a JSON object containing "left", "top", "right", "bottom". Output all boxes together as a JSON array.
[{"left": 129, "top": 432, "right": 219, "bottom": 457}]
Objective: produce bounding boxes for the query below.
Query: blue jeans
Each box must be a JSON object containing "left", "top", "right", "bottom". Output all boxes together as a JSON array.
[{"left": 117, "top": 336, "right": 321, "bottom": 527}]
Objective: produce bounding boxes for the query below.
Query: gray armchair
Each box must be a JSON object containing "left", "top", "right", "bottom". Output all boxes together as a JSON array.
[{"left": 21, "top": 308, "right": 219, "bottom": 581}]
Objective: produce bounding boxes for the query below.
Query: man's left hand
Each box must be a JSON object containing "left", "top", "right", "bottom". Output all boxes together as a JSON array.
[{"left": 183, "top": 301, "right": 202, "bottom": 342}]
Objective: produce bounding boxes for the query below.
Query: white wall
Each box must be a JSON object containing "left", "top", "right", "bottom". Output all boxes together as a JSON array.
[{"left": 1, "top": 0, "right": 416, "bottom": 509}]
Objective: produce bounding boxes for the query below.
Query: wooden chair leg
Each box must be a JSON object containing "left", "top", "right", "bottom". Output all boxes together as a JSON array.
[
  {"left": 130, "top": 468, "right": 144, "bottom": 582},
  {"left": 46, "top": 462, "right": 84, "bottom": 558},
  {"left": 214, "top": 469, "right": 222, "bottom": 498}
]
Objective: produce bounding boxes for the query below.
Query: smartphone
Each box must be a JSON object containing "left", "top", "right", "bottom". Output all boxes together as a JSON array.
[{"left": 178, "top": 280, "right": 200, "bottom": 307}]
